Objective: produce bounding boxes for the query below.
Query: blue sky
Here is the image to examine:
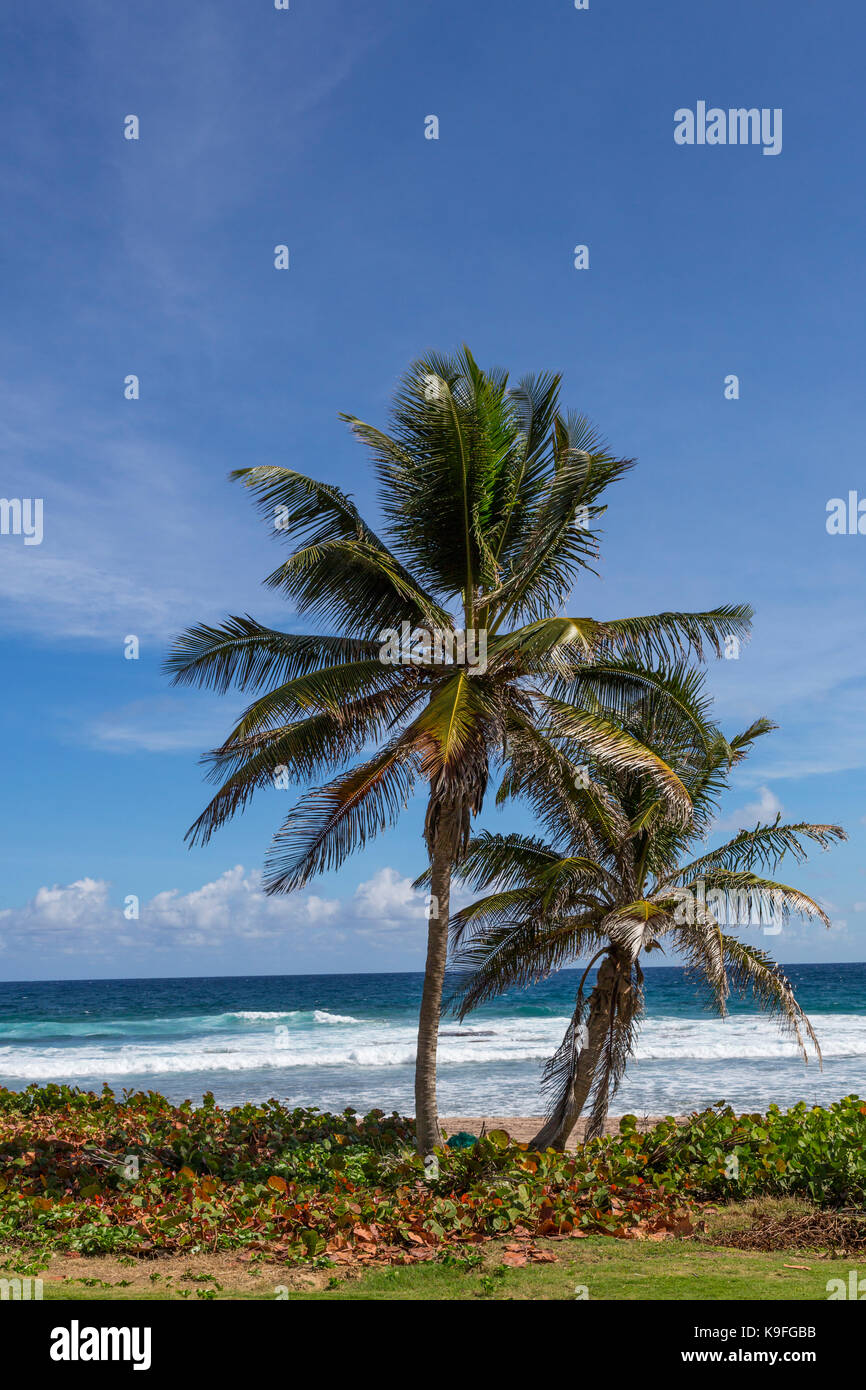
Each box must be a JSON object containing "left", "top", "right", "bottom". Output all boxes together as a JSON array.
[{"left": 1, "top": 0, "right": 865, "bottom": 979}]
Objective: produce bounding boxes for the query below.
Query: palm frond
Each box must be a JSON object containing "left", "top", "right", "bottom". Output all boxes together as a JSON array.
[
  {"left": 598, "top": 605, "right": 753, "bottom": 664},
  {"left": 498, "top": 715, "right": 629, "bottom": 853},
  {"left": 719, "top": 935, "right": 821, "bottom": 1063},
  {"left": 165, "top": 618, "right": 382, "bottom": 694},
  {"left": 223, "top": 659, "right": 417, "bottom": 737},
  {"left": 262, "top": 744, "right": 420, "bottom": 893},
  {"left": 670, "top": 820, "right": 847, "bottom": 881},
  {"left": 436, "top": 830, "right": 563, "bottom": 893},
  {"left": 483, "top": 421, "right": 635, "bottom": 627},
  {"left": 539, "top": 992, "right": 593, "bottom": 1137},
  {"left": 262, "top": 537, "right": 452, "bottom": 635},
  {"left": 447, "top": 916, "right": 605, "bottom": 1016},
  {"left": 185, "top": 688, "right": 416, "bottom": 845},
  {"left": 679, "top": 868, "right": 834, "bottom": 929},
  {"left": 727, "top": 718, "right": 778, "bottom": 761},
  {"left": 534, "top": 693, "right": 693, "bottom": 823},
  {"left": 599, "top": 902, "right": 668, "bottom": 959}
]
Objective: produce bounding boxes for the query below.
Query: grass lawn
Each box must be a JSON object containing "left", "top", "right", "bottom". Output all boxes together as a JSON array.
[{"left": 18, "top": 1233, "right": 852, "bottom": 1301}]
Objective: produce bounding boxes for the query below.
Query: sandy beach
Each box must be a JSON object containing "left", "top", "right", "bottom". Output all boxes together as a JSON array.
[{"left": 441, "top": 1115, "right": 682, "bottom": 1149}]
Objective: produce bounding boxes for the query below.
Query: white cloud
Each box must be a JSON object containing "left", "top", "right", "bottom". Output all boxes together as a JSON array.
[
  {"left": 713, "top": 785, "right": 783, "bottom": 834},
  {"left": 7, "top": 877, "right": 112, "bottom": 932},
  {"left": 0, "top": 864, "right": 450, "bottom": 964},
  {"left": 353, "top": 866, "right": 428, "bottom": 927},
  {"left": 0, "top": 866, "right": 340, "bottom": 957},
  {"left": 147, "top": 866, "right": 340, "bottom": 941},
  {"left": 351, "top": 866, "right": 474, "bottom": 940}
]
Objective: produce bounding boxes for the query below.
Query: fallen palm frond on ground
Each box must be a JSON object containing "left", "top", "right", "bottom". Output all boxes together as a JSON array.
[{"left": 707, "top": 1208, "right": 866, "bottom": 1256}]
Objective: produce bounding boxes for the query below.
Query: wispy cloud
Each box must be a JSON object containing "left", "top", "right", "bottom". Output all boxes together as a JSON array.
[
  {"left": 0, "top": 390, "right": 287, "bottom": 645},
  {"left": 83, "top": 697, "right": 242, "bottom": 754}
]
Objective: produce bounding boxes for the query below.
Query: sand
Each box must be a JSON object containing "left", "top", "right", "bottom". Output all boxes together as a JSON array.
[{"left": 441, "top": 1115, "right": 681, "bottom": 1149}]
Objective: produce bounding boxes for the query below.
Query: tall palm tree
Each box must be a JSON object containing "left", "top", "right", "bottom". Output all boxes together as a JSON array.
[
  {"left": 446, "top": 662, "right": 846, "bottom": 1149},
  {"left": 165, "top": 347, "right": 752, "bottom": 1153}
]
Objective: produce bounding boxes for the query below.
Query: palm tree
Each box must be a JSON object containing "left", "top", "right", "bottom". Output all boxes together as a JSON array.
[
  {"left": 446, "top": 661, "right": 846, "bottom": 1150},
  {"left": 165, "top": 347, "right": 752, "bottom": 1153}
]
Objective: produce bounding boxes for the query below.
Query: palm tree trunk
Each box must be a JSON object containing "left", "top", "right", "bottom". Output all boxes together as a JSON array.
[
  {"left": 531, "top": 953, "right": 619, "bottom": 1151},
  {"left": 414, "top": 809, "right": 456, "bottom": 1155}
]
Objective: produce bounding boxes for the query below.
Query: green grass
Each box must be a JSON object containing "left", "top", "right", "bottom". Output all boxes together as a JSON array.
[
  {"left": 28, "top": 1237, "right": 854, "bottom": 1301},
  {"left": 278, "top": 1244, "right": 856, "bottom": 1301}
]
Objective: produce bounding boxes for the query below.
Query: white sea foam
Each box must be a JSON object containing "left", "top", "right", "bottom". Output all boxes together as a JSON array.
[
  {"left": 2, "top": 1011, "right": 863, "bottom": 1082},
  {"left": 229, "top": 1011, "right": 300, "bottom": 1022},
  {"left": 0, "top": 1008, "right": 338, "bottom": 1040},
  {"left": 635, "top": 1015, "right": 866, "bottom": 1061}
]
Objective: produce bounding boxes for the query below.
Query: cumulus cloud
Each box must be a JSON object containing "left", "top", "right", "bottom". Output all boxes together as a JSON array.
[
  {"left": 0, "top": 864, "right": 451, "bottom": 968},
  {"left": 0, "top": 866, "right": 340, "bottom": 958},
  {"left": 713, "top": 785, "right": 783, "bottom": 834},
  {"left": 2, "top": 877, "right": 113, "bottom": 935},
  {"left": 147, "top": 866, "right": 340, "bottom": 942},
  {"left": 350, "top": 866, "right": 474, "bottom": 943},
  {"left": 352, "top": 867, "right": 429, "bottom": 930}
]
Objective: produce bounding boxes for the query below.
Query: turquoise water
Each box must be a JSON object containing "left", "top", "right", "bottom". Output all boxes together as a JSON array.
[{"left": 0, "top": 965, "right": 864, "bottom": 1115}]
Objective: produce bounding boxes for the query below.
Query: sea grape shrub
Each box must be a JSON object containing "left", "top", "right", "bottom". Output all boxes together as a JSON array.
[
  {"left": 0, "top": 1086, "right": 689, "bottom": 1258},
  {"left": 613, "top": 1096, "right": 866, "bottom": 1206},
  {"left": 0, "top": 1085, "right": 414, "bottom": 1184},
  {"left": 0, "top": 1087, "right": 863, "bottom": 1262}
]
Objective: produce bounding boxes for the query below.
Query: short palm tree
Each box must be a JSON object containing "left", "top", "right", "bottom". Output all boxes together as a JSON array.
[
  {"left": 447, "top": 662, "right": 846, "bottom": 1149},
  {"left": 165, "top": 347, "right": 752, "bottom": 1153}
]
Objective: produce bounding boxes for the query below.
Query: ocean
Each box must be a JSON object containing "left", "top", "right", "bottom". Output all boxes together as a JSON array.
[{"left": 0, "top": 964, "right": 864, "bottom": 1117}]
